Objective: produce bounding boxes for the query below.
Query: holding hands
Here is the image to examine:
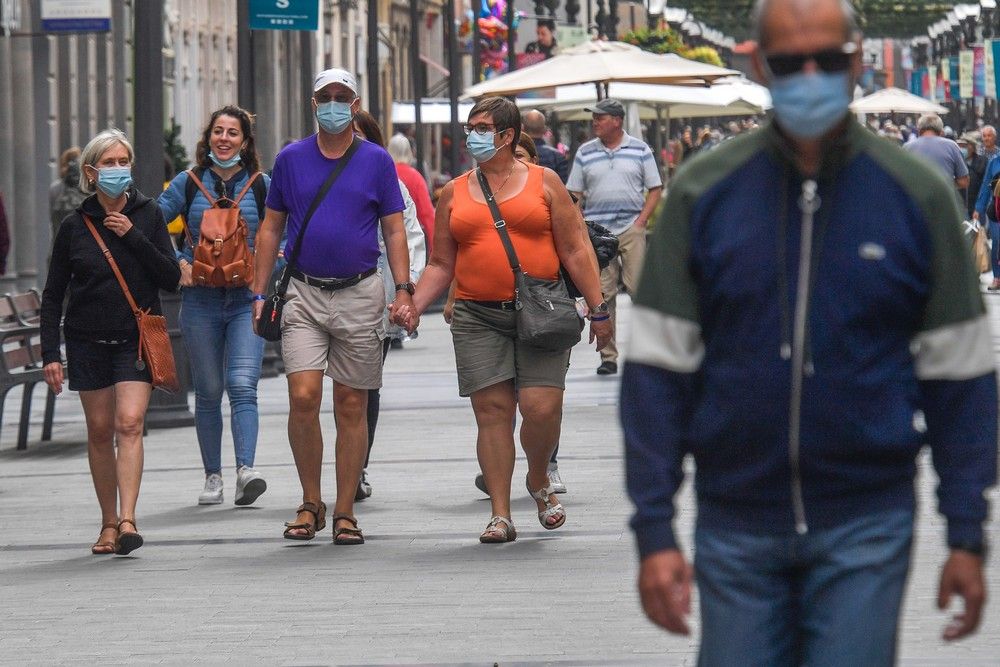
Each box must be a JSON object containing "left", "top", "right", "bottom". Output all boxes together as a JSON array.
[{"left": 389, "top": 300, "right": 419, "bottom": 334}]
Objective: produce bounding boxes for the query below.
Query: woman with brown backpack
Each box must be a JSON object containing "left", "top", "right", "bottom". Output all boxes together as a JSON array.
[{"left": 159, "top": 105, "right": 272, "bottom": 507}]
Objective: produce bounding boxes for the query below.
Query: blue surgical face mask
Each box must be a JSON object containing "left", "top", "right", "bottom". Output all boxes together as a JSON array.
[
  {"left": 209, "top": 150, "right": 242, "bottom": 169},
  {"left": 95, "top": 166, "right": 132, "bottom": 198},
  {"left": 769, "top": 70, "right": 851, "bottom": 140},
  {"left": 316, "top": 100, "right": 354, "bottom": 134},
  {"left": 467, "top": 130, "right": 499, "bottom": 163}
]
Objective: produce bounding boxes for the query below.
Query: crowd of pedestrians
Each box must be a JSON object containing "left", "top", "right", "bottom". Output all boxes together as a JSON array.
[{"left": 32, "top": 0, "right": 1000, "bottom": 661}]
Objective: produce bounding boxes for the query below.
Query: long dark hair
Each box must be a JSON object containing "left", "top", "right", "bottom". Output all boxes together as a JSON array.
[
  {"left": 353, "top": 109, "right": 385, "bottom": 147},
  {"left": 195, "top": 105, "right": 262, "bottom": 174}
]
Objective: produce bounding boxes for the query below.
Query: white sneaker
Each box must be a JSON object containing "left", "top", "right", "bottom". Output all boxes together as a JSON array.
[
  {"left": 235, "top": 466, "right": 267, "bottom": 506},
  {"left": 547, "top": 463, "right": 567, "bottom": 494},
  {"left": 198, "top": 473, "right": 224, "bottom": 505}
]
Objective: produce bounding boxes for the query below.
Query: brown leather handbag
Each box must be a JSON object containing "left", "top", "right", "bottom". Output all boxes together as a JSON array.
[{"left": 83, "top": 215, "right": 180, "bottom": 393}]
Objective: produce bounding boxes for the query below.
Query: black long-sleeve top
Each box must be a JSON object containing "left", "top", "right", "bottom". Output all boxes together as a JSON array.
[{"left": 40, "top": 188, "right": 181, "bottom": 365}]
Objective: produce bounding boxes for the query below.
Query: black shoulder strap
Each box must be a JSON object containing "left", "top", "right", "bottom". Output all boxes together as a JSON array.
[
  {"left": 476, "top": 167, "right": 522, "bottom": 273},
  {"left": 273, "top": 136, "right": 361, "bottom": 296},
  {"left": 250, "top": 173, "right": 267, "bottom": 222}
]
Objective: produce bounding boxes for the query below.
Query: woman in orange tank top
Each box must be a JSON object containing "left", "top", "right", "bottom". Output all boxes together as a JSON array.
[{"left": 390, "top": 97, "right": 612, "bottom": 544}]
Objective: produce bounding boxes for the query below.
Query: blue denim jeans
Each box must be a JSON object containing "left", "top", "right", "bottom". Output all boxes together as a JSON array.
[
  {"left": 179, "top": 286, "right": 265, "bottom": 474},
  {"left": 694, "top": 508, "right": 914, "bottom": 667}
]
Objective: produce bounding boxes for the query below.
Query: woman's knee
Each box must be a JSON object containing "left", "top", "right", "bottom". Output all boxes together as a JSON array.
[
  {"left": 518, "top": 392, "right": 563, "bottom": 425},
  {"left": 114, "top": 412, "right": 145, "bottom": 440}
]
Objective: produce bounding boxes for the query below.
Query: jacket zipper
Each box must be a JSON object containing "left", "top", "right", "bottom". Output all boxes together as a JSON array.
[{"left": 789, "top": 179, "right": 818, "bottom": 535}]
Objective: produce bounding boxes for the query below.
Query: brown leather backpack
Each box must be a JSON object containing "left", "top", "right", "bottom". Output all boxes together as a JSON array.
[{"left": 183, "top": 170, "right": 261, "bottom": 288}]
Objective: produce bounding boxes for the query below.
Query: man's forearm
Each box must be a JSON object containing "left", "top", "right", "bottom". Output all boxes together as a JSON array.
[
  {"left": 382, "top": 215, "right": 411, "bottom": 285},
  {"left": 636, "top": 188, "right": 663, "bottom": 226},
  {"left": 251, "top": 213, "right": 283, "bottom": 294}
]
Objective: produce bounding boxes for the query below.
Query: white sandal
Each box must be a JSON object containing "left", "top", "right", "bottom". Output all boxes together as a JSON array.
[
  {"left": 479, "top": 516, "right": 517, "bottom": 543},
  {"left": 527, "top": 476, "right": 567, "bottom": 530}
]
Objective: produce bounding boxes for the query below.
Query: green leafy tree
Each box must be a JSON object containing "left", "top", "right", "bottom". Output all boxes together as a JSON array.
[{"left": 163, "top": 118, "right": 189, "bottom": 179}]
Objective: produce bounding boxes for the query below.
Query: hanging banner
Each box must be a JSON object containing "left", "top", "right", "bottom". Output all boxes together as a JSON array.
[
  {"left": 960, "top": 50, "right": 974, "bottom": 99},
  {"left": 883, "top": 40, "right": 895, "bottom": 88},
  {"left": 941, "top": 58, "right": 951, "bottom": 101},
  {"left": 951, "top": 58, "right": 961, "bottom": 99},
  {"left": 923, "top": 68, "right": 932, "bottom": 99},
  {"left": 986, "top": 40, "right": 996, "bottom": 98},
  {"left": 909, "top": 68, "right": 924, "bottom": 96},
  {"left": 928, "top": 64, "right": 938, "bottom": 101},
  {"left": 993, "top": 41, "right": 1000, "bottom": 99},
  {"left": 974, "top": 46, "right": 986, "bottom": 98}
]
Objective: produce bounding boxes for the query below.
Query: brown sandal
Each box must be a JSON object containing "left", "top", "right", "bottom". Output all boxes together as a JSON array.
[
  {"left": 91, "top": 522, "right": 119, "bottom": 555},
  {"left": 115, "top": 518, "right": 144, "bottom": 555},
  {"left": 283, "top": 502, "right": 327, "bottom": 540},
  {"left": 331, "top": 514, "right": 364, "bottom": 545}
]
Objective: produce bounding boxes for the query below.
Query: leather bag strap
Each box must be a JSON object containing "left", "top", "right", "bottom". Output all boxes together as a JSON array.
[
  {"left": 231, "top": 171, "right": 261, "bottom": 206},
  {"left": 476, "top": 167, "right": 522, "bottom": 273},
  {"left": 82, "top": 215, "right": 141, "bottom": 316}
]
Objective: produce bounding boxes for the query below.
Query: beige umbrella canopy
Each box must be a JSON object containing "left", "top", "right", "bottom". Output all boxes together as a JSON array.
[
  {"left": 849, "top": 87, "right": 947, "bottom": 115},
  {"left": 462, "top": 40, "right": 739, "bottom": 100}
]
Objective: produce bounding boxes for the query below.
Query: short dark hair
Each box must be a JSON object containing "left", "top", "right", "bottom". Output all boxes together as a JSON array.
[
  {"left": 196, "top": 105, "right": 262, "bottom": 174},
  {"left": 468, "top": 97, "right": 521, "bottom": 156},
  {"left": 537, "top": 19, "right": 555, "bottom": 32},
  {"left": 516, "top": 134, "right": 538, "bottom": 163}
]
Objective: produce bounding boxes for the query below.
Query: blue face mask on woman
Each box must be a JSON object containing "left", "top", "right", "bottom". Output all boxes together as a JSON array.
[
  {"left": 467, "top": 130, "right": 499, "bottom": 163},
  {"left": 209, "top": 151, "right": 242, "bottom": 169},
  {"left": 95, "top": 166, "right": 133, "bottom": 198},
  {"left": 316, "top": 101, "right": 354, "bottom": 134},
  {"left": 769, "top": 70, "right": 851, "bottom": 140}
]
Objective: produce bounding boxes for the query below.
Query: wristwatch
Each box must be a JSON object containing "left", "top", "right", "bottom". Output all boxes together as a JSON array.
[
  {"left": 589, "top": 301, "right": 610, "bottom": 318},
  {"left": 395, "top": 282, "right": 415, "bottom": 295}
]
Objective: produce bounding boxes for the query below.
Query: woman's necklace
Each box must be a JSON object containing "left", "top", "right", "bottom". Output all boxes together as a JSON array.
[{"left": 488, "top": 162, "right": 516, "bottom": 197}]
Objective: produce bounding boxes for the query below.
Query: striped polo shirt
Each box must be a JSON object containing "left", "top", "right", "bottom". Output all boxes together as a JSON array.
[{"left": 566, "top": 132, "right": 662, "bottom": 235}]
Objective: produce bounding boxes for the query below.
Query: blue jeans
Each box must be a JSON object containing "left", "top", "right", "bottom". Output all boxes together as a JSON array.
[
  {"left": 694, "top": 508, "right": 914, "bottom": 667},
  {"left": 179, "top": 286, "right": 265, "bottom": 474},
  {"left": 989, "top": 219, "right": 1000, "bottom": 278}
]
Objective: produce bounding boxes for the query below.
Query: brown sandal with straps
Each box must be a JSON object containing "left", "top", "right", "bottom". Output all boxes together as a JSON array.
[
  {"left": 115, "top": 518, "right": 144, "bottom": 555},
  {"left": 91, "top": 522, "right": 119, "bottom": 555},
  {"left": 331, "top": 514, "right": 364, "bottom": 545},
  {"left": 283, "top": 502, "right": 327, "bottom": 541}
]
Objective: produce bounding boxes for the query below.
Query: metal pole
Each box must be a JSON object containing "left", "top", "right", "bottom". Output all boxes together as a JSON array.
[
  {"left": 471, "top": 2, "right": 481, "bottom": 83},
  {"left": 237, "top": 0, "right": 255, "bottom": 111},
  {"left": 31, "top": 1, "right": 53, "bottom": 279},
  {"left": 409, "top": 0, "right": 425, "bottom": 177},
  {"left": 135, "top": 0, "right": 194, "bottom": 428},
  {"left": 447, "top": 0, "right": 461, "bottom": 178},
  {"left": 11, "top": 0, "right": 37, "bottom": 289},
  {"left": 300, "top": 30, "right": 314, "bottom": 134},
  {"left": 506, "top": 0, "right": 515, "bottom": 73},
  {"left": 367, "top": 0, "right": 380, "bottom": 124}
]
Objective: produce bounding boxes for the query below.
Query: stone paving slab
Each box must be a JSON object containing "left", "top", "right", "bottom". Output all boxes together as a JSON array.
[{"left": 1, "top": 295, "right": 998, "bottom": 665}]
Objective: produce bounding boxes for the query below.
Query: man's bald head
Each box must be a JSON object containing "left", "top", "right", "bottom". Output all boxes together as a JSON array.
[
  {"left": 522, "top": 110, "right": 548, "bottom": 138},
  {"left": 753, "top": 0, "right": 859, "bottom": 50}
]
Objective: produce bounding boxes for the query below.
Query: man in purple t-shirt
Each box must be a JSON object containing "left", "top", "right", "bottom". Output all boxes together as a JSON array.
[{"left": 252, "top": 68, "right": 412, "bottom": 545}]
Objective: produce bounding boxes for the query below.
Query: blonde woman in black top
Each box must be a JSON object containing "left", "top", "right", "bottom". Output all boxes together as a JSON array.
[{"left": 41, "top": 129, "right": 180, "bottom": 555}]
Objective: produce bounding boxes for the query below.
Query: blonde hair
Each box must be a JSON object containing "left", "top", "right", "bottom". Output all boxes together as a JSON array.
[{"left": 79, "top": 128, "right": 134, "bottom": 193}]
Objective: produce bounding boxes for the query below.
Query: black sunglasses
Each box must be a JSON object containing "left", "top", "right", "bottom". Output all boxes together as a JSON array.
[{"left": 765, "top": 43, "right": 858, "bottom": 77}]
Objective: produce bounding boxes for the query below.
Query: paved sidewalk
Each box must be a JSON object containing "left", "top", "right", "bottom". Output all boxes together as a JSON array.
[{"left": 1, "top": 296, "right": 998, "bottom": 665}]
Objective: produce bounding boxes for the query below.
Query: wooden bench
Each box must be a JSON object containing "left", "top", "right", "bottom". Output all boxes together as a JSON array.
[{"left": 0, "top": 292, "right": 57, "bottom": 450}]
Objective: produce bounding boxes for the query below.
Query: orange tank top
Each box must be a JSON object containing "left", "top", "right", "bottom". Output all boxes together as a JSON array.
[{"left": 450, "top": 163, "right": 559, "bottom": 301}]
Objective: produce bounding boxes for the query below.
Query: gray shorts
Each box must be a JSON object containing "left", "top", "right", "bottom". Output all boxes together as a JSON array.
[
  {"left": 280, "top": 273, "right": 386, "bottom": 390},
  {"left": 451, "top": 300, "right": 571, "bottom": 397}
]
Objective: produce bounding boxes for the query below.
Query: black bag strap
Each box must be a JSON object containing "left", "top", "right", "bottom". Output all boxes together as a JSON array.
[
  {"left": 476, "top": 167, "right": 522, "bottom": 274},
  {"left": 273, "top": 136, "right": 361, "bottom": 297}
]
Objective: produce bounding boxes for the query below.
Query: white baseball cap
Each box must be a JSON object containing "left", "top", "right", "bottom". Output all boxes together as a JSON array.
[{"left": 313, "top": 68, "right": 358, "bottom": 96}]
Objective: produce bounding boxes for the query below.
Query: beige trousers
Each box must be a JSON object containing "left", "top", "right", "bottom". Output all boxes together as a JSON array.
[{"left": 599, "top": 223, "right": 647, "bottom": 364}]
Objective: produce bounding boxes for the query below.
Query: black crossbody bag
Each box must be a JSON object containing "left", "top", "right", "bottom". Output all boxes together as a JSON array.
[
  {"left": 257, "top": 137, "right": 361, "bottom": 341},
  {"left": 476, "top": 167, "right": 582, "bottom": 351}
]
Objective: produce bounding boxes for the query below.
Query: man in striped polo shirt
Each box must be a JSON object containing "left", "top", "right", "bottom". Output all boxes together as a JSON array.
[{"left": 568, "top": 99, "right": 662, "bottom": 375}]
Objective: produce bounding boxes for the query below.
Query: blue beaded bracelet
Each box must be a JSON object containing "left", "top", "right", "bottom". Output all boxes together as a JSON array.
[
  {"left": 252, "top": 294, "right": 267, "bottom": 301},
  {"left": 590, "top": 314, "right": 610, "bottom": 322}
]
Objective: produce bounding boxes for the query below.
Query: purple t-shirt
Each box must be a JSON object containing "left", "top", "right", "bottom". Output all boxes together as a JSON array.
[{"left": 266, "top": 135, "right": 405, "bottom": 278}]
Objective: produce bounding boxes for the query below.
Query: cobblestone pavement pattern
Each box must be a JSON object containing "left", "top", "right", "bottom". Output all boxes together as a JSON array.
[{"left": 1, "top": 293, "right": 999, "bottom": 665}]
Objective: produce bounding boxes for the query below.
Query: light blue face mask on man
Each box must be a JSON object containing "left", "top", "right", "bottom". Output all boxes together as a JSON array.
[
  {"left": 466, "top": 130, "right": 499, "bottom": 163},
  {"left": 96, "top": 166, "right": 133, "bottom": 198},
  {"left": 769, "top": 70, "right": 851, "bottom": 140},
  {"left": 316, "top": 101, "right": 354, "bottom": 134}
]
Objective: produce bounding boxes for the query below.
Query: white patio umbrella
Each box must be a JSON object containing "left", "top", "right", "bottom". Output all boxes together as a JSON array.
[
  {"left": 849, "top": 87, "right": 947, "bottom": 115},
  {"left": 527, "top": 79, "right": 771, "bottom": 120},
  {"left": 462, "top": 40, "right": 739, "bottom": 99}
]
